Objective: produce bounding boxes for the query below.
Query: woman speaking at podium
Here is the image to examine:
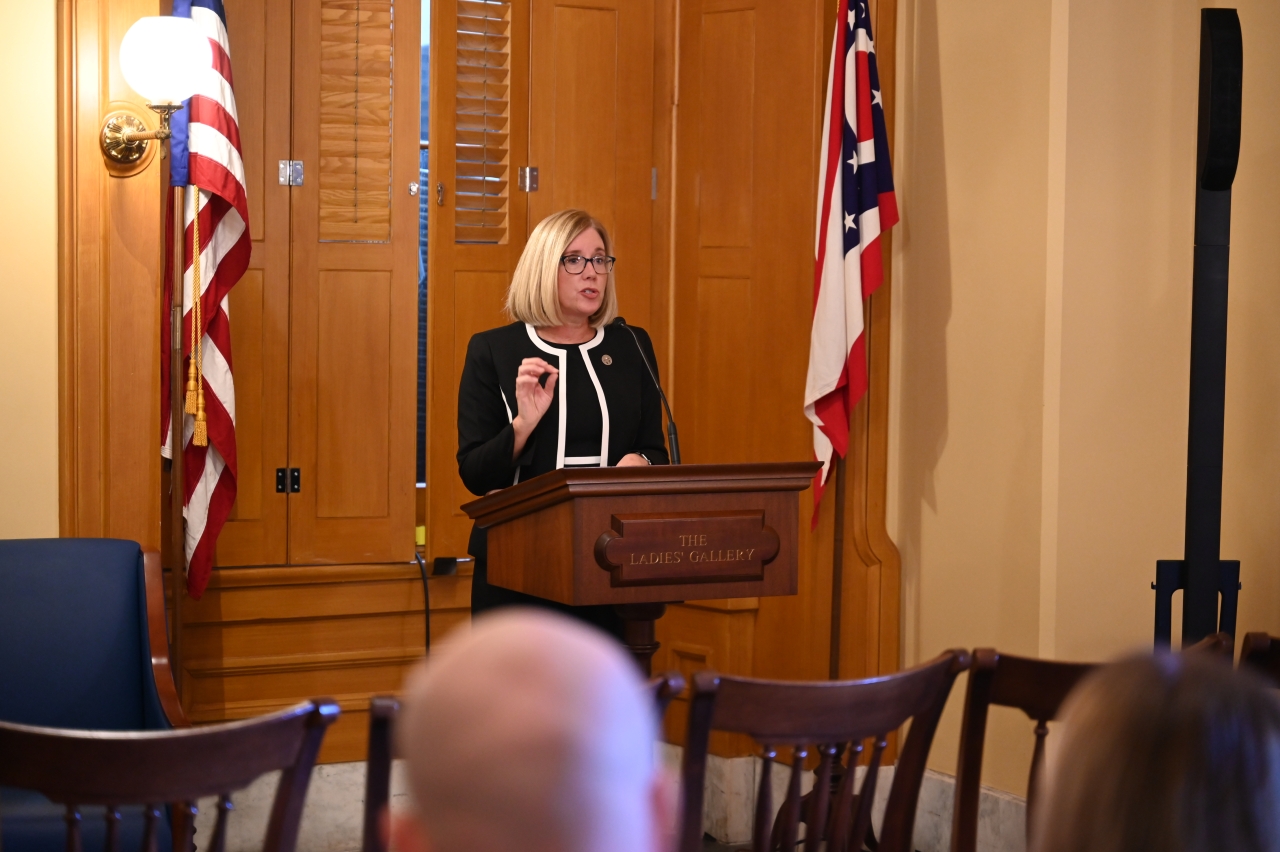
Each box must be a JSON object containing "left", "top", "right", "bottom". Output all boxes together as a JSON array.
[{"left": 457, "top": 209, "right": 670, "bottom": 637}]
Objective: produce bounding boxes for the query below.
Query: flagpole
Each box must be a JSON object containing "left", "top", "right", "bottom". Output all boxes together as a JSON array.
[
  {"left": 169, "top": 184, "right": 186, "bottom": 694},
  {"left": 829, "top": 455, "right": 846, "bottom": 680}
]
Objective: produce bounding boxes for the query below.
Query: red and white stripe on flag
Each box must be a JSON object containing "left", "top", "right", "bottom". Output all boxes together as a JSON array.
[
  {"left": 160, "top": 0, "right": 248, "bottom": 599},
  {"left": 804, "top": 0, "right": 899, "bottom": 514}
]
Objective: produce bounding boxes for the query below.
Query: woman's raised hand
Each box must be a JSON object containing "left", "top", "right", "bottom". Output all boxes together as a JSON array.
[{"left": 511, "top": 357, "right": 558, "bottom": 459}]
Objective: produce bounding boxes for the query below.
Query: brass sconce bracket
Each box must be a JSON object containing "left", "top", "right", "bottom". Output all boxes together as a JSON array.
[{"left": 100, "top": 104, "right": 180, "bottom": 177}]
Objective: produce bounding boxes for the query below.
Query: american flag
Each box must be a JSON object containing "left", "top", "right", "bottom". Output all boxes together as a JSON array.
[
  {"left": 161, "top": 0, "right": 248, "bottom": 599},
  {"left": 804, "top": 0, "right": 899, "bottom": 508}
]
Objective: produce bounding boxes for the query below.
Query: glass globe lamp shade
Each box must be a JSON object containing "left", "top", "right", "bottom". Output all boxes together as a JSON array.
[{"left": 119, "top": 16, "right": 212, "bottom": 105}]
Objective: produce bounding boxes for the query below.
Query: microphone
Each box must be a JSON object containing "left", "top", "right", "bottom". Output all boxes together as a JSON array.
[{"left": 611, "top": 317, "right": 681, "bottom": 464}]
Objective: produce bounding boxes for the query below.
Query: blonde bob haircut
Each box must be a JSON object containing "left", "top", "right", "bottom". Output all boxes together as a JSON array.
[{"left": 505, "top": 209, "right": 618, "bottom": 328}]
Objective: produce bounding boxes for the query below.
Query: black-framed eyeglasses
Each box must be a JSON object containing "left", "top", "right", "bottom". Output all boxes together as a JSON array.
[{"left": 560, "top": 255, "right": 616, "bottom": 275}]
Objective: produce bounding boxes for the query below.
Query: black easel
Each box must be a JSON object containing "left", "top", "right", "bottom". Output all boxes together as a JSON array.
[{"left": 1153, "top": 9, "right": 1243, "bottom": 648}]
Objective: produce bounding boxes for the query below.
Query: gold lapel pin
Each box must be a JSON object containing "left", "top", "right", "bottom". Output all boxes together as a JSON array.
[{"left": 601, "top": 354, "right": 613, "bottom": 366}]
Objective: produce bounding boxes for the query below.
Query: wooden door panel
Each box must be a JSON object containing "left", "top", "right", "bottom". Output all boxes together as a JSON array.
[
  {"left": 215, "top": 0, "right": 291, "bottom": 567},
  {"left": 228, "top": 272, "right": 265, "bottom": 524},
  {"left": 448, "top": 268, "right": 510, "bottom": 524},
  {"left": 673, "top": 0, "right": 813, "bottom": 465},
  {"left": 529, "top": 0, "right": 655, "bottom": 328},
  {"left": 426, "top": 0, "right": 530, "bottom": 562},
  {"left": 693, "top": 276, "right": 753, "bottom": 462},
  {"left": 314, "top": 270, "right": 392, "bottom": 519},
  {"left": 695, "top": 9, "right": 753, "bottom": 248},
  {"left": 451, "top": 271, "right": 511, "bottom": 385},
  {"left": 674, "top": 0, "right": 759, "bottom": 464},
  {"left": 289, "top": 0, "right": 419, "bottom": 564}
]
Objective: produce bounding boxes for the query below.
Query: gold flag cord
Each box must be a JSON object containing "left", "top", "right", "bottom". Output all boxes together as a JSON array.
[
  {"left": 183, "top": 190, "right": 198, "bottom": 417},
  {"left": 189, "top": 190, "right": 208, "bottom": 447}
]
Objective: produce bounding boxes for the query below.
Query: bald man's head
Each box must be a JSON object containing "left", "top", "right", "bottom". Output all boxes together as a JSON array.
[{"left": 392, "top": 610, "right": 668, "bottom": 852}]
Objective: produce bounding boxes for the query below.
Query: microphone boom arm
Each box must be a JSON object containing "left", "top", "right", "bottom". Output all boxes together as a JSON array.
[{"left": 616, "top": 318, "right": 681, "bottom": 464}]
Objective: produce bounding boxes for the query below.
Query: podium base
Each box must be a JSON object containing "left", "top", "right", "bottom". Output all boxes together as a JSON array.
[{"left": 614, "top": 603, "right": 667, "bottom": 676}]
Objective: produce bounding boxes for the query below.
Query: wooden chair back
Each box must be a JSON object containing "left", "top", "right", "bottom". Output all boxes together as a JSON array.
[
  {"left": 951, "top": 635, "right": 1235, "bottom": 852},
  {"left": 1240, "top": 632, "right": 1280, "bottom": 686},
  {"left": 0, "top": 699, "right": 338, "bottom": 852},
  {"left": 650, "top": 671, "right": 686, "bottom": 718},
  {"left": 361, "top": 696, "right": 401, "bottom": 852},
  {"left": 679, "top": 650, "right": 970, "bottom": 852},
  {"left": 950, "top": 650, "right": 1093, "bottom": 852}
]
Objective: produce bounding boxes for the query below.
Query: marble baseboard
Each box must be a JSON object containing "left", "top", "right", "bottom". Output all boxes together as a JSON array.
[
  {"left": 192, "top": 761, "right": 412, "bottom": 852},
  {"left": 660, "top": 745, "right": 1025, "bottom": 852},
  {"left": 191, "top": 753, "right": 1024, "bottom": 852},
  {"left": 913, "top": 769, "right": 1026, "bottom": 852}
]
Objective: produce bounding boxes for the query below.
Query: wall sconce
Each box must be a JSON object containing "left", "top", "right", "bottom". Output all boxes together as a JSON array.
[{"left": 100, "top": 16, "right": 212, "bottom": 174}]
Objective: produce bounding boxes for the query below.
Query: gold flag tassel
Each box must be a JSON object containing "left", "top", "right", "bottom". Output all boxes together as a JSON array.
[
  {"left": 184, "top": 191, "right": 200, "bottom": 414},
  {"left": 190, "top": 190, "right": 208, "bottom": 447}
]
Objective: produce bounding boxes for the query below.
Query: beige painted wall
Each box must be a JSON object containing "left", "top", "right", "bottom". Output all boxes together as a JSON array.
[
  {"left": 891, "top": 0, "right": 1280, "bottom": 795},
  {"left": 0, "top": 0, "right": 60, "bottom": 539}
]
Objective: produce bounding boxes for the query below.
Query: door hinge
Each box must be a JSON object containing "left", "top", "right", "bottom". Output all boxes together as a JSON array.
[
  {"left": 276, "top": 468, "right": 301, "bottom": 493},
  {"left": 518, "top": 166, "right": 539, "bottom": 192},
  {"left": 278, "top": 160, "right": 304, "bottom": 186},
  {"left": 409, "top": 182, "right": 420, "bottom": 196}
]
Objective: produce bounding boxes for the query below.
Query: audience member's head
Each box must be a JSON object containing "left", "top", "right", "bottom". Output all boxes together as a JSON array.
[
  {"left": 389, "top": 609, "right": 674, "bottom": 852},
  {"left": 1033, "top": 652, "right": 1280, "bottom": 852}
]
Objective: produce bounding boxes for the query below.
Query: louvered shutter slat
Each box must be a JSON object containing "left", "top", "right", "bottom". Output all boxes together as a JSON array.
[{"left": 453, "top": 0, "right": 510, "bottom": 244}]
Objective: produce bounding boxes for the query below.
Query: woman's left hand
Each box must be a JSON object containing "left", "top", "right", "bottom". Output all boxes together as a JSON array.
[{"left": 617, "top": 453, "right": 649, "bottom": 467}]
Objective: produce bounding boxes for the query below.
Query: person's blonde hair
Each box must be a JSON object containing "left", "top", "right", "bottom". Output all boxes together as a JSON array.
[
  {"left": 505, "top": 209, "right": 618, "bottom": 328},
  {"left": 1033, "top": 653, "right": 1280, "bottom": 852}
]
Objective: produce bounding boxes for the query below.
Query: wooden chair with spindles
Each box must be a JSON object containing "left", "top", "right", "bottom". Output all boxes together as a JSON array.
[
  {"left": 0, "top": 699, "right": 339, "bottom": 852},
  {"left": 678, "top": 650, "right": 971, "bottom": 852},
  {"left": 949, "top": 650, "right": 1094, "bottom": 852},
  {"left": 1240, "top": 632, "right": 1280, "bottom": 686},
  {"left": 951, "top": 633, "right": 1236, "bottom": 852}
]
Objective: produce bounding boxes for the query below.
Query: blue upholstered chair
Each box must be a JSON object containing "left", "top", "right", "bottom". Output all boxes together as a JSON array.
[{"left": 0, "top": 538, "right": 187, "bottom": 852}]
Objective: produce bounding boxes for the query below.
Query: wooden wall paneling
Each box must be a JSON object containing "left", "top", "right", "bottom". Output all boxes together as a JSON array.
[
  {"left": 654, "top": 598, "right": 758, "bottom": 757},
  {"left": 215, "top": 0, "right": 293, "bottom": 567},
  {"left": 288, "top": 0, "right": 419, "bottom": 564},
  {"left": 426, "top": 0, "right": 531, "bottom": 562},
  {"left": 714, "top": 0, "right": 831, "bottom": 686},
  {"left": 59, "top": 0, "right": 166, "bottom": 548},
  {"left": 528, "top": 0, "right": 656, "bottom": 329},
  {"left": 865, "top": 0, "right": 903, "bottom": 685},
  {"left": 659, "top": 0, "right": 834, "bottom": 731},
  {"left": 178, "top": 564, "right": 468, "bottom": 762},
  {"left": 833, "top": 0, "right": 902, "bottom": 688},
  {"left": 648, "top": 0, "right": 677, "bottom": 372}
]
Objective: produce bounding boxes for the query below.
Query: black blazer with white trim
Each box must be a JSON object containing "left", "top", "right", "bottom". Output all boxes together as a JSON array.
[{"left": 457, "top": 320, "right": 670, "bottom": 558}]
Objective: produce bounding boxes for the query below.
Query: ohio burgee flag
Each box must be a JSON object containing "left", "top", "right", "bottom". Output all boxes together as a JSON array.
[{"left": 805, "top": 0, "right": 899, "bottom": 511}]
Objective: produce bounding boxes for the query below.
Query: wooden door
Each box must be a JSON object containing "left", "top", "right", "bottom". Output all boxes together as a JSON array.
[
  {"left": 670, "top": 0, "right": 816, "bottom": 467},
  {"left": 529, "top": 0, "right": 656, "bottom": 329},
  {"left": 214, "top": 0, "right": 293, "bottom": 567},
  {"left": 288, "top": 0, "right": 421, "bottom": 564},
  {"left": 425, "top": 0, "right": 531, "bottom": 561}
]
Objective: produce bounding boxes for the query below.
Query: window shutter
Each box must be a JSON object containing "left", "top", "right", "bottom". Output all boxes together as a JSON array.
[
  {"left": 319, "top": 0, "right": 395, "bottom": 243},
  {"left": 455, "top": 0, "right": 511, "bottom": 244}
]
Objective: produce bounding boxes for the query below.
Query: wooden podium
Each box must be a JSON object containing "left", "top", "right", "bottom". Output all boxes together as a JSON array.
[{"left": 462, "top": 462, "right": 821, "bottom": 673}]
